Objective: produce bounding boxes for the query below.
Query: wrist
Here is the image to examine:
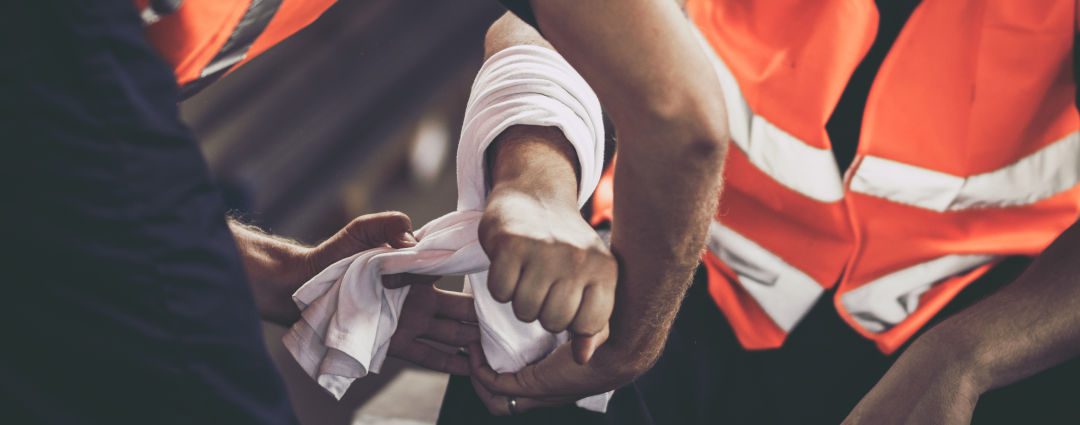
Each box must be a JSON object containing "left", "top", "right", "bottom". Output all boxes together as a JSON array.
[
  {"left": 228, "top": 221, "right": 310, "bottom": 325},
  {"left": 488, "top": 125, "right": 581, "bottom": 209},
  {"left": 487, "top": 183, "right": 579, "bottom": 216}
]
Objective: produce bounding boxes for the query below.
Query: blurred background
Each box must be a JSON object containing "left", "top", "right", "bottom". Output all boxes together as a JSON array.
[{"left": 179, "top": 1, "right": 505, "bottom": 423}]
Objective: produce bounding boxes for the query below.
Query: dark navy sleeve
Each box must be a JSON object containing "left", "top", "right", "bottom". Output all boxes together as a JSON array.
[
  {"left": 498, "top": 0, "right": 539, "bottom": 30},
  {"left": 2, "top": 1, "right": 296, "bottom": 423}
]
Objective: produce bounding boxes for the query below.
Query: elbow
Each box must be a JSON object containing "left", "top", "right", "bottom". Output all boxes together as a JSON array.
[
  {"left": 482, "top": 15, "right": 509, "bottom": 59},
  {"left": 484, "top": 12, "right": 546, "bottom": 60},
  {"left": 681, "top": 123, "right": 729, "bottom": 166},
  {"left": 625, "top": 91, "right": 730, "bottom": 167}
]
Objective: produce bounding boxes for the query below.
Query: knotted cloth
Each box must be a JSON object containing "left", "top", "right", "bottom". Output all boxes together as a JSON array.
[{"left": 283, "top": 45, "right": 612, "bottom": 411}]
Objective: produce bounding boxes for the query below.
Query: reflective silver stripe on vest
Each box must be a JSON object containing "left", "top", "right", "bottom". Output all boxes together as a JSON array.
[
  {"left": 706, "top": 221, "right": 824, "bottom": 332},
  {"left": 851, "top": 131, "right": 1080, "bottom": 212},
  {"left": 709, "top": 219, "right": 998, "bottom": 335},
  {"left": 840, "top": 255, "right": 996, "bottom": 333},
  {"left": 178, "top": 0, "right": 284, "bottom": 99},
  {"left": 691, "top": 26, "right": 845, "bottom": 203},
  {"left": 692, "top": 24, "right": 1080, "bottom": 210}
]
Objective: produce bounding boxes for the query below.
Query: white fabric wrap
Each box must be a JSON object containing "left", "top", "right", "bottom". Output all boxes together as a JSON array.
[{"left": 283, "top": 45, "right": 612, "bottom": 412}]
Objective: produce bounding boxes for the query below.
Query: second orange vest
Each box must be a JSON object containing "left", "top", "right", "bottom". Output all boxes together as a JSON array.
[{"left": 595, "top": 0, "right": 1080, "bottom": 354}]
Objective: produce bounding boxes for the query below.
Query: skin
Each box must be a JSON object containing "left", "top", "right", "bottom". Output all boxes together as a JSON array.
[
  {"left": 480, "top": 125, "right": 617, "bottom": 365},
  {"left": 229, "top": 211, "right": 480, "bottom": 375},
  {"left": 845, "top": 220, "right": 1080, "bottom": 424},
  {"left": 472, "top": 0, "right": 1080, "bottom": 419},
  {"left": 468, "top": 0, "right": 729, "bottom": 414}
]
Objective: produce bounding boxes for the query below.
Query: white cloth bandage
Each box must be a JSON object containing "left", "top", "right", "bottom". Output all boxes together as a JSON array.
[{"left": 283, "top": 45, "right": 612, "bottom": 412}]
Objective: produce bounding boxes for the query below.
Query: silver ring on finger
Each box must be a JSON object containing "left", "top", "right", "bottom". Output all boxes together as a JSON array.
[{"left": 507, "top": 396, "right": 518, "bottom": 415}]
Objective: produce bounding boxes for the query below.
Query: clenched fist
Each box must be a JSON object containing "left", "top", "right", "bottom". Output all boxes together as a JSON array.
[{"left": 479, "top": 189, "right": 617, "bottom": 364}]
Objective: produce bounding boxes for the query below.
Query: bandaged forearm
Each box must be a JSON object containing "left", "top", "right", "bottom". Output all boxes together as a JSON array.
[{"left": 283, "top": 45, "right": 612, "bottom": 411}]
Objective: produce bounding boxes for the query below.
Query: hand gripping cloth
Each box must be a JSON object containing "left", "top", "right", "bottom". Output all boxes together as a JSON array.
[{"left": 283, "top": 45, "right": 613, "bottom": 411}]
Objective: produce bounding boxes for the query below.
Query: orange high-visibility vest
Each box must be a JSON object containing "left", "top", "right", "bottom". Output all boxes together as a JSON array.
[
  {"left": 594, "top": 0, "right": 1080, "bottom": 354},
  {"left": 133, "top": 0, "right": 337, "bottom": 98}
]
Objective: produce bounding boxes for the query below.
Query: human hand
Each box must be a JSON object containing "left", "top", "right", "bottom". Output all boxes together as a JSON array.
[
  {"left": 296, "top": 212, "right": 481, "bottom": 375},
  {"left": 233, "top": 211, "right": 419, "bottom": 326},
  {"left": 479, "top": 189, "right": 617, "bottom": 365},
  {"left": 387, "top": 279, "right": 481, "bottom": 375},
  {"left": 465, "top": 325, "right": 640, "bottom": 415},
  {"left": 843, "top": 331, "right": 984, "bottom": 425}
]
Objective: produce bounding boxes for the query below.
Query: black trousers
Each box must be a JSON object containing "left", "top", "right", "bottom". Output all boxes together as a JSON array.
[{"left": 438, "top": 257, "right": 1080, "bottom": 424}]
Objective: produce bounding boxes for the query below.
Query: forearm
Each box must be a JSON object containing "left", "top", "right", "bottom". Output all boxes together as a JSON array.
[
  {"left": 916, "top": 220, "right": 1080, "bottom": 392},
  {"left": 526, "top": 0, "right": 729, "bottom": 371},
  {"left": 228, "top": 219, "right": 310, "bottom": 324},
  {"left": 487, "top": 126, "right": 580, "bottom": 208},
  {"left": 599, "top": 127, "right": 725, "bottom": 372},
  {"left": 482, "top": 16, "right": 581, "bottom": 204}
]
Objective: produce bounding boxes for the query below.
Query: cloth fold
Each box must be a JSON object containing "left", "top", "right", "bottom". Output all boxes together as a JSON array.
[{"left": 283, "top": 45, "right": 613, "bottom": 412}]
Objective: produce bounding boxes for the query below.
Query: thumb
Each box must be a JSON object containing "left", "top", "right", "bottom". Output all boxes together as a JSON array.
[
  {"left": 349, "top": 211, "right": 415, "bottom": 249},
  {"left": 570, "top": 324, "right": 610, "bottom": 365},
  {"left": 310, "top": 211, "right": 415, "bottom": 273}
]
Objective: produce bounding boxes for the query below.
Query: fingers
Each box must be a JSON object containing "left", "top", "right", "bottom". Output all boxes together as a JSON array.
[
  {"left": 570, "top": 284, "right": 614, "bottom": 337},
  {"left": 345, "top": 211, "right": 415, "bottom": 249},
  {"left": 470, "top": 374, "right": 511, "bottom": 415},
  {"left": 382, "top": 273, "right": 439, "bottom": 289},
  {"left": 570, "top": 323, "right": 609, "bottom": 365},
  {"left": 478, "top": 202, "right": 618, "bottom": 341},
  {"left": 468, "top": 343, "right": 574, "bottom": 415},
  {"left": 511, "top": 261, "right": 554, "bottom": 322},
  {"left": 538, "top": 279, "right": 584, "bottom": 333},
  {"left": 422, "top": 318, "right": 481, "bottom": 347},
  {"left": 389, "top": 338, "right": 470, "bottom": 376},
  {"left": 434, "top": 287, "right": 479, "bottom": 322},
  {"left": 486, "top": 247, "right": 523, "bottom": 303},
  {"left": 470, "top": 376, "right": 563, "bottom": 416},
  {"left": 468, "top": 343, "right": 546, "bottom": 398},
  {"left": 312, "top": 211, "right": 414, "bottom": 272}
]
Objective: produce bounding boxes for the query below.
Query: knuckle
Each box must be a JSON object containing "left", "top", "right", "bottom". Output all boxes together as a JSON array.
[
  {"left": 488, "top": 231, "right": 516, "bottom": 248},
  {"left": 513, "top": 303, "right": 537, "bottom": 322},
  {"left": 488, "top": 281, "right": 514, "bottom": 303},
  {"left": 539, "top": 315, "right": 570, "bottom": 333},
  {"left": 588, "top": 244, "right": 615, "bottom": 262},
  {"left": 565, "top": 244, "right": 589, "bottom": 264},
  {"left": 341, "top": 221, "right": 365, "bottom": 244},
  {"left": 489, "top": 231, "right": 532, "bottom": 251}
]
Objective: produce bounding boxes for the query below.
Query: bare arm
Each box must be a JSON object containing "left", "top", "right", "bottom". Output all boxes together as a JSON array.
[
  {"left": 470, "top": 0, "right": 729, "bottom": 413},
  {"left": 476, "top": 15, "right": 617, "bottom": 366},
  {"left": 846, "top": 221, "right": 1080, "bottom": 424},
  {"left": 228, "top": 219, "right": 313, "bottom": 326},
  {"left": 525, "top": 0, "right": 728, "bottom": 374}
]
